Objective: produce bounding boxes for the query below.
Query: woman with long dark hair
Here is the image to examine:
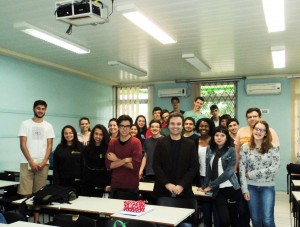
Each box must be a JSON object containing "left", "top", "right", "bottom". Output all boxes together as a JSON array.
[
  {"left": 81, "top": 124, "right": 111, "bottom": 197},
  {"left": 199, "top": 126, "right": 241, "bottom": 227},
  {"left": 134, "top": 115, "right": 147, "bottom": 141},
  {"left": 53, "top": 125, "right": 84, "bottom": 188}
]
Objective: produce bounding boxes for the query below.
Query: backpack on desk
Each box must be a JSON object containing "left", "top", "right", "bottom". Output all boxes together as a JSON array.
[
  {"left": 32, "top": 184, "right": 77, "bottom": 205},
  {"left": 18, "top": 185, "right": 78, "bottom": 218}
]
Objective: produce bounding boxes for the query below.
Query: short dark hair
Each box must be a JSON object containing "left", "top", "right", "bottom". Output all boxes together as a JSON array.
[
  {"left": 226, "top": 118, "right": 239, "bottom": 127},
  {"left": 184, "top": 117, "right": 195, "bottom": 126},
  {"left": 210, "top": 104, "right": 218, "bottom": 111},
  {"left": 171, "top": 97, "right": 180, "bottom": 103},
  {"left": 210, "top": 126, "right": 232, "bottom": 150},
  {"left": 117, "top": 115, "right": 133, "bottom": 126},
  {"left": 152, "top": 107, "right": 162, "bottom": 114},
  {"left": 79, "top": 117, "right": 91, "bottom": 132},
  {"left": 167, "top": 113, "right": 184, "bottom": 126},
  {"left": 160, "top": 109, "right": 170, "bottom": 118},
  {"left": 149, "top": 119, "right": 162, "bottom": 128},
  {"left": 246, "top": 107, "right": 261, "bottom": 117},
  {"left": 194, "top": 96, "right": 204, "bottom": 102},
  {"left": 33, "top": 100, "right": 47, "bottom": 109}
]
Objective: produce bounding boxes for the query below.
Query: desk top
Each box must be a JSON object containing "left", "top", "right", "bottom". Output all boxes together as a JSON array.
[
  {"left": 9, "top": 221, "right": 53, "bottom": 226},
  {"left": 0, "top": 180, "right": 19, "bottom": 188},
  {"left": 13, "top": 196, "right": 194, "bottom": 226},
  {"left": 292, "top": 191, "right": 300, "bottom": 201},
  {"left": 111, "top": 205, "right": 194, "bottom": 226},
  {"left": 292, "top": 180, "right": 300, "bottom": 187},
  {"left": 5, "top": 169, "right": 53, "bottom": 176},
  {"left": 138, "top": 182, "right": 210, "bottom": 198}
]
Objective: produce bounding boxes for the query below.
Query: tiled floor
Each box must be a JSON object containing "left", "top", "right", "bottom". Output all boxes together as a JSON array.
[{"left": 275, "top": 191, "right": 292, "bottom": 227}]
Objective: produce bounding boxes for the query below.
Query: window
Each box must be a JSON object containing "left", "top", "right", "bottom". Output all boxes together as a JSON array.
[
  {"left": 116, "top": 86, "right": 150, "bottom": 122},
  {"left": 200, "top": 81, "right": 237, "bottom": 117}
]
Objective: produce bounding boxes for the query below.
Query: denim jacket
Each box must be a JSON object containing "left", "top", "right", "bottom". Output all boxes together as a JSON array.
[{"left": 202, "top": 146, "right": 240, "bottom": 196}]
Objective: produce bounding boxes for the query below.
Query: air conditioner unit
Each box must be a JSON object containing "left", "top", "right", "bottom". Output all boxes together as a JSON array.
[
  {"left": 246, "top": 83, "right": 281, "bottom": 95},
  {"left": 158, "top": 88, "right": 187, "bottom": 98}
]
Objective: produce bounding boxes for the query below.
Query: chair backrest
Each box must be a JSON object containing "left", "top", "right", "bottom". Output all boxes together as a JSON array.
[
  {"left": 104, "top": 219, "right": 157, "bottom": 227},
  {"left": 127, "top": 220, "right": 157, "bottom": 227},
  {"left": 156, "top": 197, "right": 198, "bottom": 227},
  {"left": 3, "top": 211, "right": 26, "bottom": 224},
  {"left": 53, "top": 214, "right": 99, "bottom": 227},
  {"left": 0, "top": 172, "right": 15, "bottom": 181}
]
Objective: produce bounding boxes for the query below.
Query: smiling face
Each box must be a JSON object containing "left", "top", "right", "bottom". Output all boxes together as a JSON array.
[
  {"left": 228, "top": 121, "right": 239, "bottom": 135},
  {"left": 33, "top": 105, "right": 46, "bottom": 119},
  {"left": 168, "top": 116, "right": 183, "bottom": 137},
  {"left": 150, "top": 122, "right": 161, "bottom": 137},
  {"left": 247, "top": 111, "right": 260, "bottom": 128},
  {"left": 184, "top": 119, "right": 195, "bottom": 133},
  {"left": 198, "top": 121, "right": 210, "bottom": 136},
  {"left": 137, "top": 117, "right": 146, "bottom": 129},
  {"left": 80, "top": 119, "right": 90, "bottom": 133},
  {"left": 253, "top": 123, "right": 267, "bottom": 141},
  {"left": 130, "top": 125, "right": 138, "bottom": 137},
  {"left": 108, "top": 120, "right": 118, "bottom": 135},
  {"left": 93, "top": 128, "right": 103, "bottom": 146},
  {"left": 63, "top": 127, "right": 74, "bottom": 145},
  {"left": 193, "top": 99, "right": 204, "bottom": 111}
]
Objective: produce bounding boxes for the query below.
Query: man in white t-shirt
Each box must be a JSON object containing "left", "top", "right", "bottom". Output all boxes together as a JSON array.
[{"left": 18, "top": 100, "right": 55, "bottom": 223}]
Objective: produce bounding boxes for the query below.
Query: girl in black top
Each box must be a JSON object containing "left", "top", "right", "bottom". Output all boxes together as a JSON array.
[
  {"left": 81, "top": 124, "right": 111, "bottom": 197},
  {"left": 53, "top": 125, "right": 84, "bottom": 188}
]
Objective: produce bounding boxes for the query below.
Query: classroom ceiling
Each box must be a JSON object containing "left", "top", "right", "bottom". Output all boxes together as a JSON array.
[{"left": 1, "top": 0, "right": 300, "bottom": 85}]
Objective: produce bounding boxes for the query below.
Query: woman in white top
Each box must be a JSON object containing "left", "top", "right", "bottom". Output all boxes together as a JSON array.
[
  {"left": 77, "top": 117, "right": 91, "bottom": 146},
  {"left": 195, "top": 117, "right": 215, "bottom": 227},
  {"left": 199, "top": 126, "right": 241, "bottom": 227}
]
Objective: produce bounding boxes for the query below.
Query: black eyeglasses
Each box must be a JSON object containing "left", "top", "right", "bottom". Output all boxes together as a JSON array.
[{"left": 119, "top": 125, "right": 131, "bottom": 129}]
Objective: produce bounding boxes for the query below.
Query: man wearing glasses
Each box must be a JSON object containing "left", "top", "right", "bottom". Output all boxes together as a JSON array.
[
  {"left": 106, "top": 115, "right": 142, "bottom": 200},
  {"left": 234, "top": 107, "right": 280, "bottom": 227}
]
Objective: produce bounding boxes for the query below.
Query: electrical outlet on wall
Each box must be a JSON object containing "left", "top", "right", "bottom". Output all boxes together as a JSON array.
[{"left": 261, "top": 109, "right": 269, "bottom": 114}]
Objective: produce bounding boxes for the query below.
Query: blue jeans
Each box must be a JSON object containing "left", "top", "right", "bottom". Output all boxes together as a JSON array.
[{"left": 247, "top": 185, "right": 275, "bottom": 227}]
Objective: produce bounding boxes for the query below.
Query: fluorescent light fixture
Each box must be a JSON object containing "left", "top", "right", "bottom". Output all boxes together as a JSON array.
[
  {"left": 182, "top": 53, "right": 210, "bottom": 72},
  {"left": 14, "top": 22, "right": 90, "bottom": 54},
  {"left": 108, "top": 61, "right": 147, "bottom": 77},
  {"left": 262, "top": 0, "right": 285, "bottom": 32},
  {"left": 271, "top": 47, "right": 285, "bottom": 68},
  {"left": 117, "top": 5, "right": 176, "bottom": 44}
]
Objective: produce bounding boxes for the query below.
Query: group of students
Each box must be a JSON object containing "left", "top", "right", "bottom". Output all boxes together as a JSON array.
[{"left": 17, "top": 99, "right": 280, "bottom": 227}]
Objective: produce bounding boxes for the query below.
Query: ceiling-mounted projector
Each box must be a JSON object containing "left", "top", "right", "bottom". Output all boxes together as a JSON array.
[{"left": 55, "top": 0, "right": 109, "bottom": 26}]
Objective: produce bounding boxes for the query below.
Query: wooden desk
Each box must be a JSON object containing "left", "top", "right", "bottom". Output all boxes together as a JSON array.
[
  {"left": 0, "top": 180, "right": 19, "bottom": 188},
  {"left": 138, "top": 182, "right": 211, "bottom": 198}
]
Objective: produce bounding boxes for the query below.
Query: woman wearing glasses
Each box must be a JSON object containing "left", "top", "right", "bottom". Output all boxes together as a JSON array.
[{"left": 239, "top": 120, "right": 280, "bottom": 227}]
